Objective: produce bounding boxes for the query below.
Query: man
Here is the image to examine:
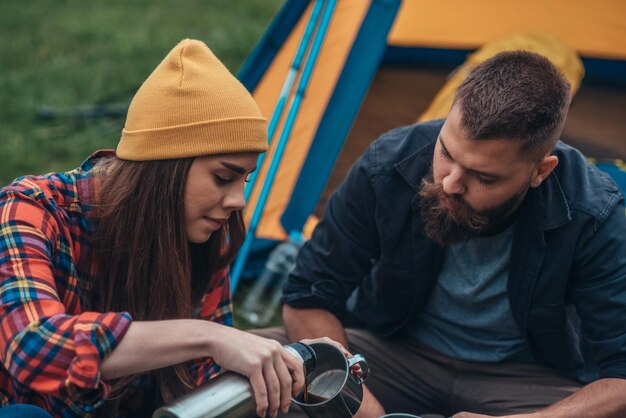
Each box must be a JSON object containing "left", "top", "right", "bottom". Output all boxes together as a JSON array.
[{"left": 264, "top": 51, "right": 626, "bottom": 417}]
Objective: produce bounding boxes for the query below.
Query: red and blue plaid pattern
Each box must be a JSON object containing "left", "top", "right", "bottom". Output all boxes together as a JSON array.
[{"left": 0, "top": 151, "right": 233, "bottom": 417}]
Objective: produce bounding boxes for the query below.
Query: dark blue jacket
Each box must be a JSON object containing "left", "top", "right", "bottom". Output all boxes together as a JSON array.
[{"left": 282, "top": 119, "right": 626, "bottom": 382}]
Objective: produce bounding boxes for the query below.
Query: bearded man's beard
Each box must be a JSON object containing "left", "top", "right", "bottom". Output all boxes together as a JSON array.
[{"left": 418, "top": 172, "right": 528, "bottom": 246}]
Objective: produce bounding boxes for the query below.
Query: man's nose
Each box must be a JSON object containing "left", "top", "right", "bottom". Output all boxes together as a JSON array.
[{"left": 442, "top": 166, "right": 466, "bottom": 195}]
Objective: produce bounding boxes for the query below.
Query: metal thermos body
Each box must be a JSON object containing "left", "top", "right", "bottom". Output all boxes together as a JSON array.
[
  {"left": 152, "top": 343, "right": 316, "bottom": 418},
  {"left": 152, "top": 372, "right": 255, "bottom": 418}
]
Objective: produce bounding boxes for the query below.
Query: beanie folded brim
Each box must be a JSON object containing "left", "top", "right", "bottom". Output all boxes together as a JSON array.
[
  {"left": 117, "top": 39, "right": 269, "bottom": 161},
  {"left": 117, "top": 117, "right": 268, "bottom": 160}
]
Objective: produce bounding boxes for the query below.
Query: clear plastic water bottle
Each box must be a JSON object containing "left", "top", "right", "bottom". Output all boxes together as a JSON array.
[{"left": 240, "top": 230, "right": 304, "bottom": 326}]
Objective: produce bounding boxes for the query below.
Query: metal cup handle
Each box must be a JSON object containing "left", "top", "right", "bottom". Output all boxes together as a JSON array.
[{"left": 347, "top": 354, "right": 369, "bottom": 385}]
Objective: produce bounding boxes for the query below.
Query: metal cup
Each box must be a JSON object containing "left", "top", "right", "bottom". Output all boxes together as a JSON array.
[
  {"left": 379, "top": 415, "right": 422, "bottom": 418},
  {"left": 292, "top": 342, "right": 370, "bottom": 418}
]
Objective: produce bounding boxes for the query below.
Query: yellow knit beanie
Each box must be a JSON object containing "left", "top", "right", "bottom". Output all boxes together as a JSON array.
[{"left": 117, "top": 39, "right": 268, "bottom": 160}]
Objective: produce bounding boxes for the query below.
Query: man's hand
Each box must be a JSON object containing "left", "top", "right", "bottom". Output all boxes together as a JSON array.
[
  {"left": 300, "top": 336, "right": 382, "bottom": 417},
  {"left": 454, "top": 378, "right": 626, "bottom": 418},
  {"left": 354, "top": 385, "right": 385, "bottom": 418},
  {"left": 453, "top": 412, "right": 535, "bottom": 418},
  {"left": 283, "top": 307, "right": 386, "bottom": 417}
]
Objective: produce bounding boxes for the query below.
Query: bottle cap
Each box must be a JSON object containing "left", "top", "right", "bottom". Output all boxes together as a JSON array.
[{"left": 288, "top": 230, "right": 305, "bottom": 246}]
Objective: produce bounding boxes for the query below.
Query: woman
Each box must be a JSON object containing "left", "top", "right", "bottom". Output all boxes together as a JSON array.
[{"left": 0, "top": 39, "right": 304, "bottom": 418}]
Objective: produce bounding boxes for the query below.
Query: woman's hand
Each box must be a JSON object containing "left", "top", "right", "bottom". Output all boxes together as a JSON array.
[{"left": 208, "top": 326, "right": 304, "bottom": 417}]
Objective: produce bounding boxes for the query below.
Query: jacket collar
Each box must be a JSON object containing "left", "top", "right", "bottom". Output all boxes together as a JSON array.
[
  {"left": 527, "top": 171, "right": 571, "bottom": 230},
  {"left": 394, "top": 138, "right": 436, "bottom": 193}
]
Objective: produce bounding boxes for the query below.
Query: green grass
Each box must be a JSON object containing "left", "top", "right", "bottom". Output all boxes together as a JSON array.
[
  {"left": 0, "top": 0, "right": 285, "bottom": 328},
  {"left": 0, "top": 0, "right": 283, "bottom": 184}
]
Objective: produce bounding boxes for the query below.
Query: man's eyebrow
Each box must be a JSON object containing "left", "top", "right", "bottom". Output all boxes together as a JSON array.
[
  {"left": 438, "top": 135, "right": 500, "bottom": 178},
  {"left": 439, "top": 135, "right": 452, "bottom": 158},
  {"left": 219, "top": 162, "right": 256, "bottom": 174}
]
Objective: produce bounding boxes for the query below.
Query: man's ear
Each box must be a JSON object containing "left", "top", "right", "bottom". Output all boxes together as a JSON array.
[{"left": 530, "top": 155, "right": 559, "bottom": 188}]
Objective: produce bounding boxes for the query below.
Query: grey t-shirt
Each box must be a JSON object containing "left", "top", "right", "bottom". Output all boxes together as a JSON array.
[{"left": 406, "top": 222, "right": 535, "bottom": 362}]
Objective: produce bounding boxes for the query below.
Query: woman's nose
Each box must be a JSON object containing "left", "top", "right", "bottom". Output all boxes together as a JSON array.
[{"left": 224, "top": 185, "right": 246, "bottom": 211}]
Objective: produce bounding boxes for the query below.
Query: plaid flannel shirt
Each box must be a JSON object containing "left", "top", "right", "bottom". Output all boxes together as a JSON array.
[{"left": 0, "top": 151, "right": 233, "bottom": 417}]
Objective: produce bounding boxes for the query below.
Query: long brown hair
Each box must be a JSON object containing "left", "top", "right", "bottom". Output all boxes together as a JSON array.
[{"left": 90, "top": 155, "right": 244, "bottom": 408}]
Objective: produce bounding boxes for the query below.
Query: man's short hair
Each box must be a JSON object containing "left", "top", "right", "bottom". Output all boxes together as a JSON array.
[{"left": 453, "top": 50, "right": 571, "bottom": 159}]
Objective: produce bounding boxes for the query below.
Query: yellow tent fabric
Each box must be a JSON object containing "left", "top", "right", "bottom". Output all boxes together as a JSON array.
[
  {"left": 389, "top": 0, "right": 626, "bottom": 60},
  {"left": 418, "top": 32, "right": 585, "bottom": 122},
  {"left": 244, "top": 0, "right": 371, "bottom": 240}
]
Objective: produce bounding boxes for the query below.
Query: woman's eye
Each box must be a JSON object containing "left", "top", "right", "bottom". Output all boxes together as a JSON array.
[
  {"left": 214, "top": 175, "right": 232, "bottom": 185},
  {"left": 439, "top": 146, "right": 450, "bottom": 160}
]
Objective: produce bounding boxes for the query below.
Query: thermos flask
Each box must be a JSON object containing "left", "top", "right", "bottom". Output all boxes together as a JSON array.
[{"left": 152, "top": 342, "right": 316, "bottom": 418}]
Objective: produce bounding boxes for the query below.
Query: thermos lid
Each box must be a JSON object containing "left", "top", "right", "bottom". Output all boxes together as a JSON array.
[{"left": 287, "top": 342, "right": 316, "bottom": 374}]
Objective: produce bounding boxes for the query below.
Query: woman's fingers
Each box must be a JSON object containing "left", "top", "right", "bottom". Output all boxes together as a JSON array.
[
  {"left": 211, "top": 330, "right": 317, "bottom": 416},
  {"left": 262, "top": 359, "right": 282, "bottom": 418},
  {"left": 274, "top": 351, "right": 294, "bottom": 414},
  {"left": 249, "top": 371, "right": 269, "bottom": 418},
  {"left": 282, "top": 347, "right": 305, "bottom": 396}
]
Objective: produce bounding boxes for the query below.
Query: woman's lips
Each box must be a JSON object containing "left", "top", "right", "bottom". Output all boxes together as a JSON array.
[{"left": 203, "top": 216, "right": 224, "bottom": 229}]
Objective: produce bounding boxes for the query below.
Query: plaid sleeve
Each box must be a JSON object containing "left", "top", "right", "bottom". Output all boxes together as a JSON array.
[
  {"left": 190, "top": 267, "right": 232, "bottom": 385},
  {"left": 0, "top": 191, "right": 132, "bottom": 408}
]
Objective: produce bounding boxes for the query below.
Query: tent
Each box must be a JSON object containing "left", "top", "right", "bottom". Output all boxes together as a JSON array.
[{"left": 233, "top": 0, "right": 626, "bottom": 286}]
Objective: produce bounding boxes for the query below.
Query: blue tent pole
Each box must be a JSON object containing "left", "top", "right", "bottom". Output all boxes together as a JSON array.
[
  {"left": 245, "top": 0, "right": 326, "bottom": 202},
  {"left": 231, "top": 0, "right": 337, "bottom": 292}
]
